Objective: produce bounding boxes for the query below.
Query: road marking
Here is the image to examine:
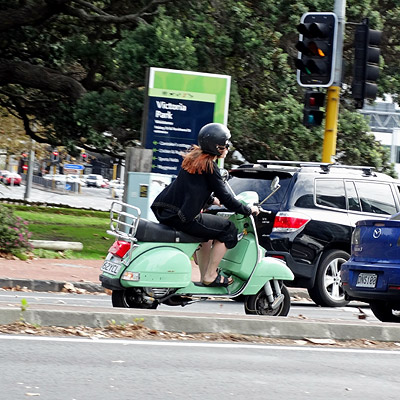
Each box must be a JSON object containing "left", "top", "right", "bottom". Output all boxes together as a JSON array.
[{"left": 0, "top": 335, "right": 399, "bottom": 354}]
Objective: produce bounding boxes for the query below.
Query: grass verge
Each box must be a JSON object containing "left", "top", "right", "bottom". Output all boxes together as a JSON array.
[{"left": 4, "top": 204, "right": 112, "bottom": 259}]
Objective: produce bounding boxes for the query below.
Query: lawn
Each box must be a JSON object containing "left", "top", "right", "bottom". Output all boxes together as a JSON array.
[{"left": 6, "top": 204, "right": 113, "bottom": 259}]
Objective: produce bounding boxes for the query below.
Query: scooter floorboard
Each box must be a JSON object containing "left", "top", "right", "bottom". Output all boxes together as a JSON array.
[{"left": 176, "top": 281, "right": 231, "bottom": 296}]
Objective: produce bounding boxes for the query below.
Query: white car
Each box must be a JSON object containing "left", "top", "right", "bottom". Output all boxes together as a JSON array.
[
  {"left": 66, "top": 174, "right": 86, "bottom": 186},
  {"left": 85, "top": 174, "right": 106, "bottom": 188},
  {"left": 43, "top": 174, "right": 66, "bottom": 185}
]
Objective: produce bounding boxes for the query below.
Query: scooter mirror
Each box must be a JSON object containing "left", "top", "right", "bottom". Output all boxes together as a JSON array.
[
  {"left": 258, "top": 176, "right": 281, "bottom": 206},
  {"left": 270, "top": 176, "right": 280, "bottom": 191},
  {"left": 220, "top": 168, "right": 229, "bottom": 182}
]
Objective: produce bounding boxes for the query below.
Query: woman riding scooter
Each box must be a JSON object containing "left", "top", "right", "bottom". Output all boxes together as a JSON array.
[{"left": 151, "top": 122, "right": 259, "bottom": 287}]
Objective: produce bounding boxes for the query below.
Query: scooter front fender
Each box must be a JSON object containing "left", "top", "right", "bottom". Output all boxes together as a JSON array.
[
  {"left": 242, "top": 257, "right": 294, "bottom": 295},
  {"left": 121, "top": 246, "right": 192, "bottom": 288}
]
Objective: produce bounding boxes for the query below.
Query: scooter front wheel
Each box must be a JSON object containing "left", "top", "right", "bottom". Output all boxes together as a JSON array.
[
  {"left": 112, "top": 289, "right": 159, "bottom": 309},
  {"left": 244, "top": 284, "right": 290, "bottom": 316}
]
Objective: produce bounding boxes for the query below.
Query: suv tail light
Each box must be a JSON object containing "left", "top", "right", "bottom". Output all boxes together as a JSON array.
[
  {"left": 108, "top": 240, "right": 131, "bottom": 258},
  {"left": 272, "top": 211, "right": 311, "bottom": 232}
]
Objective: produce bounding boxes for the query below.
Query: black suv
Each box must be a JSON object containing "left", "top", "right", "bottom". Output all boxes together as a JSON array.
[{"left": 228, "top": 161, "right": 400, "bottom": 307}]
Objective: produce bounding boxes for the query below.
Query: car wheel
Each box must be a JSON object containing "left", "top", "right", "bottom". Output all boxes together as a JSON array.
[
  {"left": 369, "top": 301, "right": 400, "bottom": 322},
  {"left": 308, "top": 249, "right": 350, "bottom": 307}
]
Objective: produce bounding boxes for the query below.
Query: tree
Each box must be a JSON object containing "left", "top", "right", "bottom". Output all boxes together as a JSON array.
[{"left": 0, "top": 0, "right": 398, "bottom": 174}]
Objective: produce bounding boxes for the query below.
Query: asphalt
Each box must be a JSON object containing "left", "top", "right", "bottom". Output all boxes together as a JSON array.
[{"left": 1, "top": 257, "right": 400, "bottom": 343}]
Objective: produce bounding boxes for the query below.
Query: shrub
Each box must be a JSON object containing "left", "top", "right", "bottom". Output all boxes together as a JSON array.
[{"left": 0, "top": 204, "right": 32, "bottom": 256}]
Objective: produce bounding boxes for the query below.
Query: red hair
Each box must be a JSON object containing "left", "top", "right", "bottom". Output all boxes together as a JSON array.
[{"left": 181, "top": 145, "right": 215, "bottom": 174}]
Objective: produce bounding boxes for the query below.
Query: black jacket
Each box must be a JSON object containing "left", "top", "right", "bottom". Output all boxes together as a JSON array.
[{"left": 151, "top": 162, "right": 251, "bottom": 223}]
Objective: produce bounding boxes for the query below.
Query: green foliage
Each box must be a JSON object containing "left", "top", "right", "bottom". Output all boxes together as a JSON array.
[
  {"left": 0, "top": 205, "right": 32, "bottom": 256},
  {"left": 337, "top": 108, "right": 397, "bottom": 177},
  {"left": 115, "top": 9, "right": 197, "bottom": 80},
  {"left": 230, "top": 95, "right": 323, "bottom": 162},
  {"left": 0, "top": 0, "right": 398, "bottom": 169},
  {"left": 20, "top": 298, "right": 29, "bottom": 313}
]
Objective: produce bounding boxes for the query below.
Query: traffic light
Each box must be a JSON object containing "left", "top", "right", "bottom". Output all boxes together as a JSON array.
[
  {"left": 352, "top": 19, "right": 382, "bottom": 109},
  {"left": 51, "top": 149, "right": 59, "bottom": 162},
  {"left": 303, "top": 90, "right": 326, "bottom": 127},
  {"left": 81, "top": 152, "right": 87, "bottom": 162},
  {"left": 295, "top": 12, "right": 338, "bottom": 87}
]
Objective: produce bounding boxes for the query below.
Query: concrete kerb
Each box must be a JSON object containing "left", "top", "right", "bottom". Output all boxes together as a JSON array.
[
  {"left": 1, "top": 306, "right": 400, "bottom": 342},
  {"left": 0, "top": 278, "right": 104, "bottom": 293}
]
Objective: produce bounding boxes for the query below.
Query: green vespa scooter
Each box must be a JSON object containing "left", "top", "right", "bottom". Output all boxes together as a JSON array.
[{"left": 99, "top": 177, "right": 294, "bottom": 316}]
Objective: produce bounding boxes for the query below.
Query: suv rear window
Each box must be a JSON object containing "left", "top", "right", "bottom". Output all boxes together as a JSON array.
[{"left": 228, "top": 175, "right": 291, "bottom": 206}]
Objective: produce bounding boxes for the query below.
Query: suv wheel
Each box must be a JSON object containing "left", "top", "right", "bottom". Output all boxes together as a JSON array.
[{"left": 308, "top": 249, "right": 350, "bottom": 307}]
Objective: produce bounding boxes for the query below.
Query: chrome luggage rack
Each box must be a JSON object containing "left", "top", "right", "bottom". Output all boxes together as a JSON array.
[{"left": 107, "top": 201, "right": 141, "bottom": 241}]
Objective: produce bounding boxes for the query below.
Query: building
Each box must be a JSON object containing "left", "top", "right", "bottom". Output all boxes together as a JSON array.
[{"left": 361, "top": 100, "right": 400, "bottom": 176}]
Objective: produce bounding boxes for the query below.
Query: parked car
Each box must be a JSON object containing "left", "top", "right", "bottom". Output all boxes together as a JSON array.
[
  {"left": 43, "top": 174, "right": 66, "bottom": 185},
  {"left": 227, "top": 160, "right": 400, "bottom": 307},
  {"left": 65, "top": 174, "right": 86, "bottom": 186},
  {"left": 85, "top": 174, "right": 106, "bottom": 188},
  {"left": 2, "top": 171, "right": 22, "bottom": 186},
  {"left": 341, "top": 213, "right": 400, "bottom": 322}
]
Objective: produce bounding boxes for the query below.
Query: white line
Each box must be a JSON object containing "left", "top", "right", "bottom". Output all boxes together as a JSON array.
[{"left": 0, "top": 335, "right": 399, "bottom": 355}]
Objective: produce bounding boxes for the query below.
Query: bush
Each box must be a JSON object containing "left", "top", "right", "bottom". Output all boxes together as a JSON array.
[{"left": 0, "top": 204, "right": 32, "bottom": 256}]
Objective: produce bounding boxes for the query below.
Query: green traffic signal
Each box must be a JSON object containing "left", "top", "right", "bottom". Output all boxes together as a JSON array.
[{"left": 303, "top": 90, "right": 326, "bottom": 128}]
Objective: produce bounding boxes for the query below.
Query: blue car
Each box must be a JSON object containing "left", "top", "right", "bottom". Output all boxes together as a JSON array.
[{"left": 341, "top": 213, "right": 400, "bottom": 322}]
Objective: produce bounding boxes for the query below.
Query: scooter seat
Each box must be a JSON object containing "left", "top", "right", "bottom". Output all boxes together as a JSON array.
[{"left": 135, "top": 219, "right": 207, "bottom": 243}]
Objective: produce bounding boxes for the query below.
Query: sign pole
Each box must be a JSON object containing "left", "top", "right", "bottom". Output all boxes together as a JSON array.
[
  {"left": 24, "top": 139, "right": 35, "bottom": 201},
  {"left": 321, "top": 0, "right": 346, "bottom": 163}
]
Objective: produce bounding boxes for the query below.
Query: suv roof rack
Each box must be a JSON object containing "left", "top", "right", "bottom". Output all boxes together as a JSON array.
[
  {"left": 328, "top": 165, "right": 376, "bottom": 176},
  {"left": 255, "top": 160, "right": 376, "bottom": 175},
  {"left": 256, "top": 160, "right": 332, "bottom": 171},
  {"left": 257, "top": 160, "right": 330, "bottom": 166}
]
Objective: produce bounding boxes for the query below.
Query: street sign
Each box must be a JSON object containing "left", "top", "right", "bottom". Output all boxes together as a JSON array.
[
  {"left": 64, "top": 164, "right": 84, "bottom": 170},
  {"left": 142, "top": 67, "right": 231, "bottom": 177}
]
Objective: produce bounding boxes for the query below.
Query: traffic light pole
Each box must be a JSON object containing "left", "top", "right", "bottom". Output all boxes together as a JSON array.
[{"left": 321, "top": 0, "right": 346, "bottom": 163}]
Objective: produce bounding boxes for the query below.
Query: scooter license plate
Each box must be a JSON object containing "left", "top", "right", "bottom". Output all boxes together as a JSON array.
[{"left": 101, "top": 260, "right": 123, "bottom": 276}]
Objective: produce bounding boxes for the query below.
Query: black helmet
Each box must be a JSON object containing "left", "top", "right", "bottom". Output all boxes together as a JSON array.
[{"left": 198, "top": 123, "right": 231, "bottom": 156}]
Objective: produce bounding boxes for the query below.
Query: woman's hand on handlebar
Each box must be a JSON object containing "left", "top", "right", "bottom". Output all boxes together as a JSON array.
[
  {"left": 212, "top": 197, "right": 221, "bottom": 206},
  {"left": 250, "top": 205, "right": 260, "bottom": 216}
]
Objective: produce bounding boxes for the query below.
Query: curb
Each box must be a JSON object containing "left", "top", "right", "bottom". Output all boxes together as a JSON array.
[
  {"left": 0, "top": 278, "right": 103, "bottom": 293},
  {"left": 1, "top": 306, "right": 400, "bottom": 342}
]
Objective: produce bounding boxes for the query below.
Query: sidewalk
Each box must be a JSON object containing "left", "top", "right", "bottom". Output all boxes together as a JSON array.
[
  {"left": 0, "top": 258, "right": 104, "bottom": 292},
  {"left": 0, "top": 257, "right": 205, "bottom": 292}
]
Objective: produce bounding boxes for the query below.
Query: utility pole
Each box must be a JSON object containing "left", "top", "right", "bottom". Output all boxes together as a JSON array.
[
  {"left": 24, "top": 139, "right": 35, "bottom": 201},
  {"left": 321, "top": 0, "right": 346, "bottom": 162}
]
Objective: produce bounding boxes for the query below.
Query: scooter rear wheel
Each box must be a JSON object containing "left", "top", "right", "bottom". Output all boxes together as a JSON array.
[
  {"left": 244, "top": 284, "right": 290, "bottom": 316},
  {"left": 112, "top": 289, "right": 159, "bottom": 309}
]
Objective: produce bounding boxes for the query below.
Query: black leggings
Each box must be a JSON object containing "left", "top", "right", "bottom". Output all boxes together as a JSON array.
[{"left": 153, "top": 210, "right": 239, "bottom": 249}]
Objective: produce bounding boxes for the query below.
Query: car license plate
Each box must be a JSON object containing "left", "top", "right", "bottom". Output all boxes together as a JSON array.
[
  {"left": 356, "top": 273, "right": 377, "bottom": 288},
  {"left": 101, "top": 260, "right": 122, "bottom": 276}
]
